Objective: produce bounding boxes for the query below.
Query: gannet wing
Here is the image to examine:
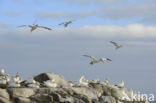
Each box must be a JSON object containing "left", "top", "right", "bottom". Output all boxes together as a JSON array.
[
  {"left": 38, "top": 26, "right": 52, "bottom": 30},
  {"left": 110, "top": 41, "right": 119, "bottom": 47},
  {"left": 64, "top": 23, "right": 68, "bottom": 27},
  {"left": 18, "top": 25, "right": 28, "bottom": 27},
  {"left": 58, "top": 22, "right": 65, "bottom": 25},
  {"left": 83, "top": 55, "right": 97, "bottom": 60},
  {"left": 106, "top": 58, "right": 112, "bottom": 61}
]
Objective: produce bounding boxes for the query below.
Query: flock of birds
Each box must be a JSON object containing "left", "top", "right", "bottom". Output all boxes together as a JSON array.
[
  {"left": 17, "top": 19, "right": 123, "bottom": 65},
  {"left": 0, "top": 68, "right": 124, "bottom": 89}
]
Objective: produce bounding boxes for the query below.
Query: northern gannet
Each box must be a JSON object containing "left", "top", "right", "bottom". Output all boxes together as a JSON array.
[
  {"left": 59, "top": 20, "right": 74, "bottom": 27},
  {"left": 26, "top": 76, "right": 36, "bottom": 84},
  {"left": 0, "top": 76, "right": 7, "bottom": 85},
  {"left": 115, "top": 80, "right": 124, "bottom": 88},
  {"left": 18, "top": 22, "right": 52, "bottom": 32},
  {"left": 110, "top": 41, "right": 123, "bottom": 50},
  {"left": 27, "top": 81, "right": 40, "bottom": 88},
  {"left": 96, "top": 89, "right": 103, "bottom": 97},
  {"left": 79, "top": 76, "right": 88, "bottom": 86},
  {"left": 103, "top": 78, "right": 109, "bottom": 86},
  {"left": 44, "top": 80, "right": 58, "bottom": 88},
  {"left": 91, "top": 78, "right": 100, "bottom": 83},
  {"left": 0, "top": 69, "right": 5, "bottom": 76},
  {"left": 8, "top": 76, "right": 21, "bottom": 88},
  {"left": 83, "top": 55, "right": 112, "bottom": 65}
]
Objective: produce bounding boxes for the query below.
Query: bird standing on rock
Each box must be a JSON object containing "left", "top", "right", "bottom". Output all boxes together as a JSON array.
[{"left": 83, "top": 55, "right": 112, "bottom": 65}]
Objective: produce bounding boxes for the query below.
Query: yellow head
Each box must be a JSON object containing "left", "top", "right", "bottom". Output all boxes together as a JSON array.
[{"left": 81, "top": 76, "right": 85, "bottom": 80}]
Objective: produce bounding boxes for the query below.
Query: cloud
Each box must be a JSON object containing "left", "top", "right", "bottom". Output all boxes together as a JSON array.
[
  {"left": 1, "top": 24, "right": 156, "bottom": 38},
  {"left": 2, "top": 12, "right": 22, "bottom": 17},
  {"left": 36, "top": 11, "right": 96, "bottom": 19},
  {"left": 0, "top": 22, "right": 9, "bottom": 29}
]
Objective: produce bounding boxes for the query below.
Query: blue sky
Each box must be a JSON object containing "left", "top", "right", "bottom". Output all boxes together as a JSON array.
[{"left": 0, "top": 0, "right": 156, "bottom": 97}]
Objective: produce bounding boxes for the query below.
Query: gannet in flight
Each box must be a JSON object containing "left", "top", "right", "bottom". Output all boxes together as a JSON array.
[
  {"left": 115, "top": 80, "right": 124, "bottom": 88},
  {"left": 83, "top": 55, "right": 112, "bottom": 65},
  {"left": 110, "top": 41, "right": 123, "bottom": 50},
  {"left": 18, "top": 21, "right": 52, "bottom": 32},
  {"left": 44, "top": 79, "right": 58, "bottom": 88},
  {"left": 59, "top": 20, "right": 74, "bottom": 27}
]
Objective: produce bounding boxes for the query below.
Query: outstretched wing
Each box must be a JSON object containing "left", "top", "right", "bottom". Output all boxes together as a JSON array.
[
  {"left": 58, "top": 22, "right": 65, "bottom": 25},
  {"left": 110, "top": 41, "right": 119, "bottom": 47},
  {"left": 38, "top": 26, "right": 52, "bottom": 30},
  {"left": 18, "top": 25, "right": 28, "bottom": 27},
  {"left": 106, "top": 58, "right": 112, "bottom": 61},
  {"left": 83, "top": 55, "right": 97, "bottom": 61}
]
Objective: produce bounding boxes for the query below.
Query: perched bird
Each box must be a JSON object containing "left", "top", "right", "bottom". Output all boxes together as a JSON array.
[
  {"left": 0, "top": 76, "right": 7, "bottom": 85},
  {"left": 18, "top": 23, "right": 52, "bottom": 32},
  {"left": 79, "top": 76, "right": 88, "bottom": 86},
  {"left": 115, "top": 80, "right": 124, "bottom": 88},
  {"left": 83, "top": 55, "right": 112, "bottom": 65},
  {"left": 59, "top": 20, "right": 74, "bottom": 27},
  {"left": 8, "top": 76, "right": 21, "bottom": 88},
  {"left": 0, "top": 69, "right": 5, "bottom": 76},
  {"left": 103, "top": 78, "right": 109, "bottom": 86},
  {"left": 44, "top": 79, "right": 58, "bottom": 88},
  {"left": 27, "top": 81, "right": 40, "bottom": 88},
  {"left": 110, "top": 41, "right": 123, "bottom": 50},
  {"left": 91, "top": 78, "right": 100, "bottom": 83},
  {"left": 26, "top": 76, "right": 36, "bottom": 84}
]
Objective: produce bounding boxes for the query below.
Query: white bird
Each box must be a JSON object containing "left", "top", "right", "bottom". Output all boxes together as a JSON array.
[
  {"left": 44, "top": 80, "right": 58, "bottom": 88},
  {"left": 0, "top": 76, "right": 7, "bottom": 85},
  {"left": 115, "top": 80, "right": 124, "bottom": 88},
  {"left": 79, "top": 76, "right": 88, "bottom": 86},
  {"left": 27, "top": 81, "right": 40, "bottom": 88},
  {"left": 8, "top": 76, "right": 21, "bottom": 88},
  {"left": 83, "top": 55, "right": 112, "bottom": 65},
  {"left": 110, "top": 41, "right": 123, "bottom": 50},
  {"left": 103, "top": 78, "right": 109, "bottom": 86},
  {"left": 91, "top": 78, "right": 100, "bottom": 83},
  {"left": 0, "top": 69, "right": 5, "bottom": 76},
  {"left": 26, "top": 76, "right": 36, "bottom": 84},
  {"left": 59, "top": 20, "right": 74, "bottom": 27},
  {"left": 18, "top": 23, "right": 52, "bottom": 32}
]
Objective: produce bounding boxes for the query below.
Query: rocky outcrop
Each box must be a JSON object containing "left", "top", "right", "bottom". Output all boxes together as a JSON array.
[{"left": 0, "top": 72, "right": 150, "bottom": 103}]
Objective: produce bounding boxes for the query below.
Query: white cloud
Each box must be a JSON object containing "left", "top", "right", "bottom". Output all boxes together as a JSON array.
[{"left": 1, "top": 24, "right": 156, "bottom": 38}]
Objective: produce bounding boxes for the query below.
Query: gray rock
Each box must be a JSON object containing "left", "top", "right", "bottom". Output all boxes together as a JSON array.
[
  {"left": 30, "top": 94, "right": 53, "bottom": 103},
  {"left": 14, "top": 97, "right": 34, "bottom": 103},
  {"left": 0, "top": 97, "right": 12, "bottom": 103},
  {"left": 0, "top": 89, "right": 10, "bottom": 99},
  {"left": 72, "top": 87, "right": 98, "bottom": 100},
  {"left": 7, "top": 88, "right": 36, "bottom": 98},
  {"left": 101, "top": 96, "right": 116, "bottom": 103},
  {"left": 34, "top": 72, "right": 71, "bottom": 87}
]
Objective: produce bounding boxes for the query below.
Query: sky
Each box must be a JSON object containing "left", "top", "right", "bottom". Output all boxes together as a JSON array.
[{"left": 0, "top": 0, "right": 156, "bottom": 98}]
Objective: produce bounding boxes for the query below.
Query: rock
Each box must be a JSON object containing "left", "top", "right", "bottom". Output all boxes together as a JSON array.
[
  {"left": 0, "top": 97, "right": 12, "bottom": 103},
  {"left": 0, "top": 89, "right": 10, "bottom": 99},
  {"left": 30, "top": 94, "right": 53, "bottom": 103},
  {"left": 72, "top": 87, "right": 98, "bottom": 100},
  {"left": 7, "top": 88, "right": 36, "bottom": 98},
  {"left": 101, "top": 96, "right": 116, "bottom": 103},
  {"left": 14, "top": 97, "right": 33, "bottom": 103},
  {"left": 34, "top": 72, "right": 71, "bottom": 87}
]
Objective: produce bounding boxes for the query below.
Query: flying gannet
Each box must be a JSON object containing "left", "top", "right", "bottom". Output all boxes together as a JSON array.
[
  {"left": 59, "top": 20, "right": 74, "bottom": 27},
  {"left": 115, "top": 80, "right": 124, "bottom": 88},
  {"left": 110, "top": 41, "right": 123, "bottom": 50},
  {"left": 44, "top": 79, "right": 58, "bottom": 88},
  {"left": 18, "top": 21, "right": 52, "bottom": 32},
  {"left": 83, "top": 55, "right": 112, "bottom": 65}
]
